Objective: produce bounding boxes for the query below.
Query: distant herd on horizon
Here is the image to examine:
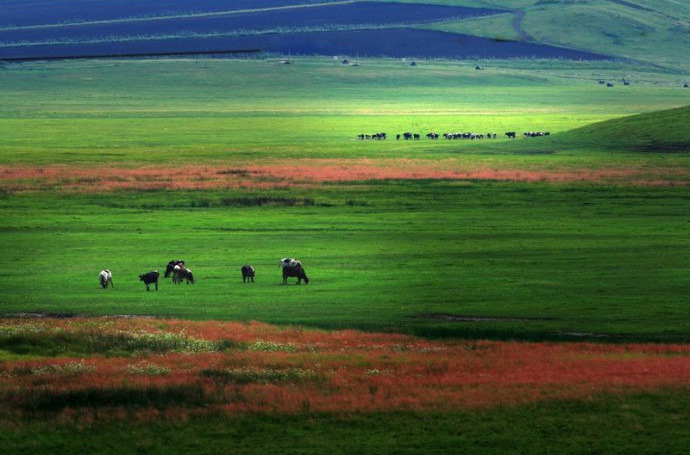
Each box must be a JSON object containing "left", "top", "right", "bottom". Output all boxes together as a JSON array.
[
  {"left": 99, "top": 258, "right": 308, "bottom": 291},
  {"left": 357, "top": 131, "right": 551, "bottom": 141}
]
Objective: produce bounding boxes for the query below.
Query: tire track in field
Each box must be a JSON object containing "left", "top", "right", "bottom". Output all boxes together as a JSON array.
[{"left": 511, "top": 10, "right": 534, "bottom": 42}]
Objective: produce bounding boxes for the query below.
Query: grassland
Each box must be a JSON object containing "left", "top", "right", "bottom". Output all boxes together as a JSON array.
[{"left": 1, "top": 57, "right": 689, "bottom": 453}]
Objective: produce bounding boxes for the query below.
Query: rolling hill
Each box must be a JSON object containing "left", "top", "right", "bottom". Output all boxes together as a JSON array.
[
  {"left": 423, "top": 0, "right": 690, "bottom": 70},
  {"left": 506, "top": 105, "right": 690, "bottom": 153},
  {"left": 553, "top": 104, "right": 690, "bottom": 152}
]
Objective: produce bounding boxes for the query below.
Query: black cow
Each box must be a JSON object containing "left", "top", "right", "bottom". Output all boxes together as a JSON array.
[
  {"left": 282, "top": 265, "right": 309, "bottom": 285},
  {"left": 505, "top": 132, "right": 516, "bottom": 139},
  {"left": 241, "top": 265, "right": 255, "bottom": 283},
  {"left": 139, "top": 270, "right": 160, "bottom": 291},
  {"left": 165, "top": 260, "right": 184, "bottom": 278}
]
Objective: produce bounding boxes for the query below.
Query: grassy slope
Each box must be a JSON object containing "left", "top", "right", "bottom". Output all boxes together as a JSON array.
[
  {"left": 478, "top": 104, "right": 690, "bottom": 155},
  {"left": 549, "top": 105, "right": 690, "bottom": 152},
  {"left": 416, "top": 0, "right": 690, "bottom": 70}
]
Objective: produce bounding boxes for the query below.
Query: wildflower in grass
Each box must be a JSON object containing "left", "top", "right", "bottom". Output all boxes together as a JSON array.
[
  {"left": 125, "top": 362, "right": 172, "bottom": 376},
  {"left": 248, "top": 340, "right": 298, "bottom": 353},
  {"left": 26, "top": 361, "right": 96, "bottom": 377}
]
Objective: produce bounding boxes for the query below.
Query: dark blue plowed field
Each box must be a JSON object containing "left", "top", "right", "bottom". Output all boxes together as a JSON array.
[
  {"left": 0, "top": 0, "right": 335, "bottom": 27},
  {"left": 0, "top": 28, "right": 611, "bottom": 61},
  {"left": 0, "top": 1, "right": 609, "bottom": 61},
  {"left": 0, "top": 2, "right": 504, "bottom": 42}
]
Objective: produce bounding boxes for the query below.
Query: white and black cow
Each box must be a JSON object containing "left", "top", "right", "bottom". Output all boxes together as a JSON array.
[
  {"left": 139, "top": 270, "right": 159, "bottom": 291},
  {"left": 280, "top": 258, "right": 302, "bottom": 268},
  {"left": 99, "top": 269, "right": 113, "bottom": 289},
  {"left": 173, "top": 265, "right": 194, "bottom": 284}
]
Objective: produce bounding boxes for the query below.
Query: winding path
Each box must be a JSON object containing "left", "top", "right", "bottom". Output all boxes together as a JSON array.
[{"left": 511, "top": 10, "right": 534, "bottom": 42}]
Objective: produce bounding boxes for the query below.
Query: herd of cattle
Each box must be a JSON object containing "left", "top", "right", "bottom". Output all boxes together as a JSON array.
[
  {"left": 357, "top": 131, "right": 550, "bottom": 140},
  {"left": 99, "top": 258, "right": 309, "bottom": 291}
]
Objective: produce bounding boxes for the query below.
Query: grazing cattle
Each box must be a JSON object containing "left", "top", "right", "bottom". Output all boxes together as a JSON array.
[
  {"left": 426, "top": 132, "right": 439, "bottom": 139},
  {"left": 598, "top": 80, "right": 606, "bottom": 84},
  {"left": 684, "top": 83, "right": 689, "bottom": 88},
  {"left": 413, "top": 133, "right": 420, "bottom": 140},
  {"left": 280, "top": 257, "right": 302, "bottom": 268},
  {"left": 607, "top": 83, "right": 614, "bottom": 87},
  {"left": 173, "top": 265, "right": 194, "bottom": 284},
  {"left": 282, "top": 264, "right": 309, "bottom": 285},
  {"left": 99, "top": 269, "right": 113, "bottom": 289},
  {"left": 358, "top": 132, "right": 386, "bottom": 140},
  {"left": 241, "top": 265, "right": 255, "bottom": 283},
  {"left": 505, "top": 132, "right": 516, "bottom": 139},
  {"left": 164, "top": 260, "right": 185, "bottom": 278},
  {"left": 139, "top": 270, "right": 159, "bottom": 291},
  {"left": 523, "top": 131, "right": 550, "bottom": 138},
  {"left": 403, "top": 132, "right": 412, "bottom": 140}
]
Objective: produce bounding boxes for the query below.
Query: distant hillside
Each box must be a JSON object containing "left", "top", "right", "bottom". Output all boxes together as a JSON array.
[
  {"left": 529, "top": 105, "right": 690, "bottom": 153},
  {"left": 0, "top": 0, "right": 611, "bottom": 62},
  {"left": 1, "top": 0, "right": 687, "bottom": 68},
  {"left": 419, "top": 0, "right": 690, "bottom": 70}
]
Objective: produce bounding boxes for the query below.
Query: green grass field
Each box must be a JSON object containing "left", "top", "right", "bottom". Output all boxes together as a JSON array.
[
  {"left": 2, "top": 182, "right": 690, "bottom": 341},
  {"left": 5, "top": 391, "right": 690, "bottom": 455},
  {"left": 1, "top": 57, "right": 690, "bottom": 453}
]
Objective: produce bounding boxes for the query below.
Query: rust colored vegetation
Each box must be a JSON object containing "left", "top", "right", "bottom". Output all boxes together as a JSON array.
[
  {"left": 1, "top": 318, "right": 690, "bottom": 422},
  {"left": 1, "top": 160, "right": 688, "bottom": 193}
]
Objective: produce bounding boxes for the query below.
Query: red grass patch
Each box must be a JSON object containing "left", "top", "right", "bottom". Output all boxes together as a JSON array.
[
  {"left": 1, "top": 160, "right": 688, "bottom": 192},
  {"left": 1, "top": 317, "right": 690, "bottom": 421}
]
